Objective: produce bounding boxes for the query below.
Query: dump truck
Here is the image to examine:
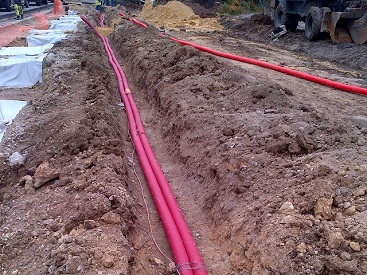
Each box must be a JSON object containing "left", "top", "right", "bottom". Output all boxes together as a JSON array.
[{"left": 270, "top": 0, "right": 367, "bottom": 44}]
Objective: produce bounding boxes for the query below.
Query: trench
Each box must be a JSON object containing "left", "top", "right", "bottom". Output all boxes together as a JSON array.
[{"left": 1, "top": 4, "right": 367, "bottom": 275}]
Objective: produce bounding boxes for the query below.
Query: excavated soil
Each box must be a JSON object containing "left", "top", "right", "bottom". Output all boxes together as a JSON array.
[{"left": 1, "top": 2, "right": 367, "bottom": 275}]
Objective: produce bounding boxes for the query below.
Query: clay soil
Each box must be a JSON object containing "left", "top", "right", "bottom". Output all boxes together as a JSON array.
[{"left": 1, "top": 2, "right": 367, "bottom": 275}]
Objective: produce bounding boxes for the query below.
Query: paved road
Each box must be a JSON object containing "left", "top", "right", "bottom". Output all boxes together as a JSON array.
[{"left": 0, "top": 3, "right": 54, "bottom": 20}]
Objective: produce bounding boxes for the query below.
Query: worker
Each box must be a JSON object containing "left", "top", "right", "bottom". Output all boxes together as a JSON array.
[
  {"left": 13, "top": 0, "right": 24, "bottom": 20},
  {"left": 95, "top": 0, "right": 101, "bottom": 12}
]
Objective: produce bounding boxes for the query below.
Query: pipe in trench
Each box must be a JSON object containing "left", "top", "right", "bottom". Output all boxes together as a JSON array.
[
  {"left": 96, "top": 14, "right": 206, "bottom": 274},
  {"left": 124, "top": 15, "right": 367, "bottom": 96},
  {"left": 104, "top": 36, "right": 207, "bottom": 275},
  {"left": 81, "top": 15, "right": 207, "bottom": 275}
]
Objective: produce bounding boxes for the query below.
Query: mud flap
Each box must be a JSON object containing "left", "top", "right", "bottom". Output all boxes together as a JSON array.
[
  {"left": 349, "top": 13, "right": 367, "bottom": 44},
  {"left": 327, "top": 12, "right": 352, "bottom": 43}
]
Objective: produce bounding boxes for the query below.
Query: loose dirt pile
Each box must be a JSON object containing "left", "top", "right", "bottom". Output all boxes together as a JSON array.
[
  {"left": 1, "top": 3, "right": 367, "bottom": 275},
  {"left": 138, "top": 1, "right": 222, "bottom": 32}
]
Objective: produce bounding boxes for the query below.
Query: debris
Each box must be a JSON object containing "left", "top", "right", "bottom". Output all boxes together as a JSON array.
[
  {"left": 9, "top": 152, "right": 25, "bottom": 167},
  {"left": 33, "top": 161, "right": 60, "bottom": 188}
]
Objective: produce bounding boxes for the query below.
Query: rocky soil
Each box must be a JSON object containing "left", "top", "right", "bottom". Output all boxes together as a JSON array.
[{"left": 0, "top": 2, "right": 367, "bottom": 274}]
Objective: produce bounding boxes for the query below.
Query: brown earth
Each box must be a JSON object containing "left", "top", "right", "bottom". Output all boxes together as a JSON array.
[{"left": 1, "top": 1, "right": 367, "bottom": 275}]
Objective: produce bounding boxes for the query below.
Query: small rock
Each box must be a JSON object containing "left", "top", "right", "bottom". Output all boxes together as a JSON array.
[
  {"left": 355, "top": 232, "right": 365, "bottom": 243},
  {"left": 279, "top": 201, "right": 294, "bottom": 214},
  {"left": 84, "top": 220, "right": 98, "bottom": 230},
  {"left": 101, "top": 211, "right": 121, "bottom": 224},
  {"left": 335, "top": 212, "right": 344, "bottom": 222},
  {"left": 297, "top": 242, "right": 307, "bottom": 253},
  {"left": 357, "top": 137, "right": 365, "bottom": 146},
  {"left": 344, "top": 206, "right": 357, "bottom": 216},
  {"left": 64, "top": 256, "right": 82, "bottom": 273},
  {"left": 343, "top": 201, "right": 352, "bottom": 209},
  {"left": 222, "top": 127, "right": 235, "bottom": 137},
  {"left": 101, "top": 254, "right": 114, "bottom": 268},
  {"left": 354, "top": 188, "right": 366, "bottom": 197},
  {"left": 9, "top": 152, "right": 25, "bottom": 167},
  {"left": 58, "top": 235, "right": 73, "bottom": 244},
  {"left": 73, "top": 179, "right": 86, "bottom": 191},
  {"left": 19, "top": 175, "right": 35, "bottom": 194},
  {"left": 48, "top": 265, "right": 57, "bottom": 273},
  {"left": 350, "top": 241, "right": 361, "bottom": 251},
  {"left": 328, "top": 232, "right": 344, "bottom": 249},
  {"left": 154, "top": 258, "right": 164, "bottom": 265},
  {"left": 314, "top": 197, "right": 333, "bottom": 219},
  {"left": 340, "top": 252, "right": 351, "bottom": 261},
  {"left": 34, "top": 161, "right": 60, "bottom": 188}
]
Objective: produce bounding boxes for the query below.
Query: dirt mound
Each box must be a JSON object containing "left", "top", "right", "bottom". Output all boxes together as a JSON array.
[
  {"left": 138, "top": 0, "right": 222, "bottom": 32},
  {"left": 110, "top": 20, "right": 367, "bottom": 274}
]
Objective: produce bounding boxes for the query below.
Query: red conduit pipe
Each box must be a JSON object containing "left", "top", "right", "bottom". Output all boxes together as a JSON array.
[
  {"left": 123, "top": 15, "right": 367, "bottom": 96},
  {"left": 118, "top": 12, "right": 148, "bottom": 28},
  {"left": 169, "top": 37, "right": 367, "bottom": 96},
  {"left": 81, "top": 15, "right": 207, "bottom": 275},
  {"left": 130, "top": 17, "right": 148, "bottom": 28},
  {"left": 82, "top": 18, "right": 193, "bottom": 275},
  {"left": 117, "top": 65, "right": 207, "bottom": 274},
  {"left": 98, "top": 24, "right": 206, "bottom": 271},
  {"left": 103, "top": 30, "right": 206, "bottom": 275},
  {"left": 96, "top": 14, "right": 206, "bottom": 274}
]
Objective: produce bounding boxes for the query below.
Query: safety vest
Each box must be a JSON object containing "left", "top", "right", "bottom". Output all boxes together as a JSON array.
[{"left": 96, "top": 0, "right": 101, "bottom": 5}]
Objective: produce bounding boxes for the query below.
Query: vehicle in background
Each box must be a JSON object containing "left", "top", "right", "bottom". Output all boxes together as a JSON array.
[{"left": 270, "top": 0, "right": 367, "bottom": 44}]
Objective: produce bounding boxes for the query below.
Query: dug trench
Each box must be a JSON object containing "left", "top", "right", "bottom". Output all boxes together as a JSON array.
[{"left": 1, "top": 6, "right": 367, "bottom": 275}]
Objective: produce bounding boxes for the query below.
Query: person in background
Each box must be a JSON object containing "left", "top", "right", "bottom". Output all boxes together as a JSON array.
[
  {"left": 13, "top": 0, "right": 24, "bottom": 20},
  {"left": 95, "top": 0, "right": 101, "bottom": 12}
]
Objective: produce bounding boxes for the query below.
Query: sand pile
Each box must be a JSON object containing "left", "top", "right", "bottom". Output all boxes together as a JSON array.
[{"left": 138, "top": 1, "right": 222, "bottom": 32}]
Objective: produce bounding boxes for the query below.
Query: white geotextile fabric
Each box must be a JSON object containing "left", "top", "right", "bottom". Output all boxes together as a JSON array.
[
  {"left": 49, "top": 15, "right": 81, "bottom": 31},
  {"left": 0, "top": 44, "right": 53, "bottom": 56},
  {"left": 0, "top": 54, "right": 45, "bottom": 88},
  {"left": 26, "top": 30, "right": 68, "bottom": 47},
  {"left": 0, "top": 100, "right": 27, "bottom": 141},
  {"left": 0, "top": 13, "right": 80, "bottom": 88}
]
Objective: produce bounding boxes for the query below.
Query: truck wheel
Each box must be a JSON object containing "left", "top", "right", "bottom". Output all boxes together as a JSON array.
[
  {"left": 274, "top": 3, "right": 298, "bottom": 31},
  {"left": 305, "top": 6, "right": 323, "bottom": 41}
]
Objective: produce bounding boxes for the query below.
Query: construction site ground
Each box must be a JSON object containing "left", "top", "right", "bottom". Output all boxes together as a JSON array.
[{"left": 1, "top": 1, "right": 367, "bottom": 274}]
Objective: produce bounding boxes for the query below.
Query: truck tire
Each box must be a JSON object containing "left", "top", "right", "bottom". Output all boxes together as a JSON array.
[
  {"left": 274, "top": 3, "right": 299, "bottom": 31},
  {"left": 305, "top": 6, "right": 323, "bottom": 41}
]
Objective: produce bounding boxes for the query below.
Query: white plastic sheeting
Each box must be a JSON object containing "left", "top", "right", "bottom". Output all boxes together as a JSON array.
[
  {"left": 0, "top": 13, "right": 80, "bottom": 88},
  {"left": 27, "top": 30, "right": 68, "bottom": 47},
  {"left": 0, "top": 100, "right": 27, "bottom": 141},
  {"left": 0, "top": 44, "right": 53, "bottom": 56},
  {"left": 0, "top": 54, "right": 45, "bottom": 88}
]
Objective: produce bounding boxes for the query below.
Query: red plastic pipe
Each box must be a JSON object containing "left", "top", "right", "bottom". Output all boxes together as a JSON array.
[
  {"left": 130, "top": 17, "right": 148, "bottom": 28},
  {"left": 169, "top": 37, "right": 367, "bottom": 96},
  {"left": 123, "top": 15, "right": 367, "bottom": 96},
  {"left": 103, "top": 31, "right": 207, "bottom": 275},
  {"left": 95, "top": 15, "right": 206, "bottom": 274},
  {"left": 80, "top": 15, "right": 207, "bottom": 275}
]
